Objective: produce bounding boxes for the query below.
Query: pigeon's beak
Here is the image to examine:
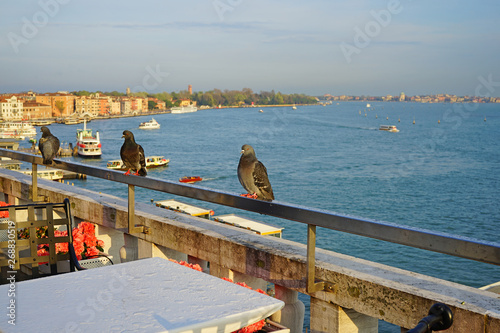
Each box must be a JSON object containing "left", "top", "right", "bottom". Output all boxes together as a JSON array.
[{"left": 240, "top": 149, "right": 244, "bottom": 154}]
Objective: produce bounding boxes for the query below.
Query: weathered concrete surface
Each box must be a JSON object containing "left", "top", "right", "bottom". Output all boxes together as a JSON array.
[{"left": 1, "top": 169, "right": 499, "bottom": 332}]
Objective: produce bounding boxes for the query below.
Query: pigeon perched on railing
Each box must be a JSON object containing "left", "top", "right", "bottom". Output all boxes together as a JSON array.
[
  {"left": 237, "top": 144, "right": 274, "bottom": 201},
  {"left": 120, "top": 130, "right": 147, "bottom": 176},
  {"left": 39, "top": 126, "right": 60, "bottom": 165}
]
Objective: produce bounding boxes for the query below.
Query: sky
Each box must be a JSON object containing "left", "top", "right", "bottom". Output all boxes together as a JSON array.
[{"left": 1, "top": 0, "right": 499, "bottom": 97}]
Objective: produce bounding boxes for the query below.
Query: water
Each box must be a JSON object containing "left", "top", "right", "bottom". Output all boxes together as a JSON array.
[{"left": 27, "top": 102, "right": 500, "bottom": 331}]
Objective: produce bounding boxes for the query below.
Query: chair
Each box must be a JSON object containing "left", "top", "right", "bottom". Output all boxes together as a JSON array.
[{"left": 0, "top": 198, "right": 85, "bottom": 283}]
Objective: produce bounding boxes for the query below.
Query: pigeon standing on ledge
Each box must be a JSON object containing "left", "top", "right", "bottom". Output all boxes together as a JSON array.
[
  {"left": 120, "top": 130, "right": 147, "bottom": 176},
  {"left": 238, "top": 144, "right": 274, "bottom": 201},
  {"left": 39, "top": 126, "right": 60, "bottom": 165}
]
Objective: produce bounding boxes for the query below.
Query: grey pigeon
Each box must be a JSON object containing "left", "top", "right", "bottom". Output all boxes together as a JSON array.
[
  {"left": 38, "top": 126, "right": 60, "bottom": 165},
  {"left": 238, "top": 144, "right": 274, "bottom": 201},
  {"left": 120, "top": 130, "right": 147, "bottom": 176}
]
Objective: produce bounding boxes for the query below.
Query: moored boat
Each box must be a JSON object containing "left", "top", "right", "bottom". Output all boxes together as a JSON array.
[
  {"left": 379, "top": 125, "right": 400, "bottom": 132},
  {"left": 179, "top": 176, "right": 202, "bottom": 183},
  {"left": 170, "top": 105, "right": 197, "bottom": 114},
  {"left": 76, "top": 120, "right": 101, "bottom": 158},
  {"left": 154, "top": 199, "right": 213, "bottom": 219},
  {"left": 0, "top": 122, "right": 37, "bottom": 139},
  {"left": 31, "top": 119, "right": 55, "bottom": 126},
  {"left": 107, "top": 156, "right": 169, "bottom": 170},
  {"left": 64, "top": 118, "right": 85, "bottom": 125},
  {"left": 19, "top": 168, "right": 63, "bottom": 181},
  {"left": 139, "top": 118, "right": 160, "bottom": 130}
]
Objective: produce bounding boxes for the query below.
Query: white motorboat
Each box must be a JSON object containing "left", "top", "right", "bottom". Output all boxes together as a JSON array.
[
  {"left": 379, "top": 125, "right": 400, "bottom": 133},
  {"left": 139, "top": 118, "right": 160, "bottom": 130}
]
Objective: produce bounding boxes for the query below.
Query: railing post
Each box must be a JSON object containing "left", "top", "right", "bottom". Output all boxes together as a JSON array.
[
  {"left": 32, "top": 163, "right": 37, "bottom": 201},
  {"left": 127, "top": 184, "right": 150, "bottom": 234},
  {"left": 307, "top": 224, "right": 336, "bottom": 293}
]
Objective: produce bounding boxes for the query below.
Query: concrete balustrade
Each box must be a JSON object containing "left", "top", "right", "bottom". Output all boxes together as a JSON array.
[{"left": 1, "top": 169, "right": 499, "bottom": 333}]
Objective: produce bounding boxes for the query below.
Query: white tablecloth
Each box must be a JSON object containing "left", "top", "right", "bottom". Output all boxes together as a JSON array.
[{"left": 0, "top": 257, "right": 284, "bottom": 332}]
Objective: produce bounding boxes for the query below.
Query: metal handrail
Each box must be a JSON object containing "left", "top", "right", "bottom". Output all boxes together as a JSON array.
[{"left": 1, "top": 148, "right": 499, "bottom": 269}]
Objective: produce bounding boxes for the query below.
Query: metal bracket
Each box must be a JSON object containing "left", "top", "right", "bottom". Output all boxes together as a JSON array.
[
  {"left": 127, "top": 184, "right": 150, "bottom": 234},
  {"left": 307, "top": 224, "right": 337, "bottom": 293}
]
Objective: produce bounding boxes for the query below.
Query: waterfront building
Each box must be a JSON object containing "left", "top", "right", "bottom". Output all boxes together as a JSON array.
[
  {"left": 120, "top": 98, "right": 132, "bottom": 114},
  {"left": 75, "top": 95, "right": 100, "bottom": 117},
  {"left": 399, "top": 92, "right": 405, "bottom": 102},
  {"left": 0, "top": 95, "right": 24, "bottom": 121},
  {"left": 36, "top": 92, "right": 76, "bottom": 118},
  {"left": 149, "top": 98, "right": 166, "bottom": 110},
  {"left": 98, "top": 95, "right": 110, "bottom": 116},
  {"left": 129, "top": 97, "right": 147, "bottom": 114},
  {"left": 109, "top": 99, "right": 121, "bottom": 115},
  {"left": 23, "top": 101, "right": 52, "bottom": 119},
  {"left": 178, "top": 99, "right": 197, "bottom": 107}
]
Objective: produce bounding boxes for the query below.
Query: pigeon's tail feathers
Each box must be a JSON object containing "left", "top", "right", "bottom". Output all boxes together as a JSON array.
[{"left": 138, "top": 167, "right": 147, "bottom": 177}]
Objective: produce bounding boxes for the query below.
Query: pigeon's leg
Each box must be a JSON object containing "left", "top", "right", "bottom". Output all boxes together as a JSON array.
[
  {"left": 133, "top": 171, "right": 140, "bottom": 176},
  {"left": 124, "top": 169, "right": 131, "bottom": 176}
]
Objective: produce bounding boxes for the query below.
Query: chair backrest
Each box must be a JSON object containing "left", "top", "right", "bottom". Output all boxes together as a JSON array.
[{"left": 0, "top": 198, "right": 83, "bottom": 283}]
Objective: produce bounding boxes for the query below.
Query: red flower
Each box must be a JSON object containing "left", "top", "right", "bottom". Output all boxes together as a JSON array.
[
  {"left": 71, "top": 221, "right": 105, "bottom": 260},
  {"left": 37, "top": 247, "right": 49, "bottom": 256},
  {"left": 56, "top": 241, "right": 69, "bottom": 254},
  {"left": 0, "top": 201, "right": 9, "bottom": 218},
  {"left": 83, "top": 233, "right": 97, "bottom": 247},
  {"left": 85, "top": 246, "right": 100, "bottom": 258},
  {"left": 168, "top": 259, "right": 203, "bottom": 272}
]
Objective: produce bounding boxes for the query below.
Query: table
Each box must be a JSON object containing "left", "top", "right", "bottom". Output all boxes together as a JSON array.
[{"left": 0, "top": 257, "right": 284, "bottom": 332}]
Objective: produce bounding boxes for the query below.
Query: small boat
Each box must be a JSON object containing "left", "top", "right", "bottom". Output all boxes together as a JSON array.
[
  {"left": 76, "top": 120, "right": 102, "bottom": 158},
  {"left": 170, "top": 105, "right": 197, "bottom": 114},
  {"left": 179, "top": 176, "right": 203, "bottom": 183},
  {"left": 259, "top": 109, "right": 264, "bottom": 113},
  {"left": 292, "top": 105, "right": 297, "bottom": 110},
  {"left": 107, "top": 156, "right": 169, "bottom": 170},
  {"left": 379, "top": 125, "right": 399, "bottom": 133},
  {"left": 139, "top": 118, "right": 160, "bottom": 130},
  {"left": 366, "top": 103, "right": 371, "bottom": 108}
]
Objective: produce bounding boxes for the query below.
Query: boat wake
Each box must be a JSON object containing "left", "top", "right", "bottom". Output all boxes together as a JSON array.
[
  {"left": 199, "top": 175, "right": 232, "bottom": 182},
  {"left": 295, "top": 115, "right": 377, "bottom": 131}
]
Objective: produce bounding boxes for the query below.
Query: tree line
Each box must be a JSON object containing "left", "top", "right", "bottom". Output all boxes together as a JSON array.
[{"left": 71, "top": 88, "right": 318, "bottom": 107}]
